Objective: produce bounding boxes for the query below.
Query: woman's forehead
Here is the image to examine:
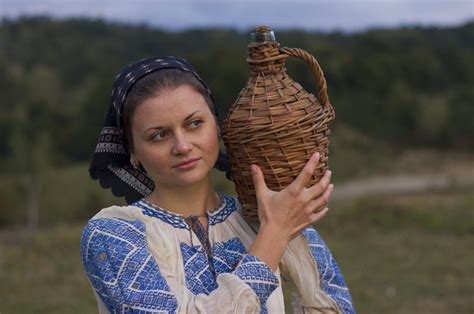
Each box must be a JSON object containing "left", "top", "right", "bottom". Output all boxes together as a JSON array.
[
  {"left": 132, "top": 86, "right": 211, "bottom": 128},
  {"left": 141, "top": 85, "right": 209, "bottom": 112}
]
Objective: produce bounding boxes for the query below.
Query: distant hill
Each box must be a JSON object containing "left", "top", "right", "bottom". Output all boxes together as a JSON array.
[{"left": 0, "top": 17, "right": 473, "bottom": 166}]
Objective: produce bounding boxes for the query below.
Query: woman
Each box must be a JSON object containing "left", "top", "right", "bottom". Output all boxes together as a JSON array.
[{"left": 82, "top": 56, "right": 355, "bottom": 313}]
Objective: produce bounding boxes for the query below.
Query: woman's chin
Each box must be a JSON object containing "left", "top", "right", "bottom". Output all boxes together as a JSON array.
[{"left": 164, "top": 170, "right": 212, "bottom": 188}]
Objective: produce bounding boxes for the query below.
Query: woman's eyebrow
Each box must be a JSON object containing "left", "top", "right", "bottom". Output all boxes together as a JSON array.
[
  {"left": 184, "top": 110, "right": 201, "bottom": 121},
  {"left": 144, "top": 125, "right": 165, "bottom": 133},
  {"left": 143, "top": 111, "right": 202, "bottom": 133}
]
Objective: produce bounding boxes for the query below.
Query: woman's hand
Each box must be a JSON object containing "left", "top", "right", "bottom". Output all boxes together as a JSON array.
[
  {"left": 247, "top": 152, "right": 333, "bottom": 271},
  {"left": 251, "top": 152, "right": 333, "bottom": 243}
]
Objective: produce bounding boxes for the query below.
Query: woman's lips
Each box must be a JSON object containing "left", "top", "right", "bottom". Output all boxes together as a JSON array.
[{"left": 173, "top": 158, "right": 200, "bottom": 170}]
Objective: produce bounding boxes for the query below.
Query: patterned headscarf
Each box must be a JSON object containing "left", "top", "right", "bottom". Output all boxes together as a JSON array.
[{"left": 89, "top": 56, "right": 230, "bottom": 204}]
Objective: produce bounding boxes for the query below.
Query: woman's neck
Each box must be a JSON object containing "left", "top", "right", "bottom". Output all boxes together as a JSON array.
[{"left": 145, "top": 180, "right": 218, "bottom": 217}]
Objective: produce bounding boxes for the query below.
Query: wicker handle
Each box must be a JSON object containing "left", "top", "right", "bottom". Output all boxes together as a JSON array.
[{"left": 280, "top": 47, "right": 332, "bottom": 109}]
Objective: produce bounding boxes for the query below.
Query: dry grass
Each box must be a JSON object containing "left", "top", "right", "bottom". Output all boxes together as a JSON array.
[{"left": 1, "top": 188, "right": 472, "bottom": 313}]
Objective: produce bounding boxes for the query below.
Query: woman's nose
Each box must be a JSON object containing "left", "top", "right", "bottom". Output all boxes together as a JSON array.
[{"left": 172, "top": 133, "right": 193, "bottom": 155}]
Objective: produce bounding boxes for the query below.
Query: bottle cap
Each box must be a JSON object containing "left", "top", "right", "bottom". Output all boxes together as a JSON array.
[{"left": 250, "top": 26, "right": 276, "bottom": 43}]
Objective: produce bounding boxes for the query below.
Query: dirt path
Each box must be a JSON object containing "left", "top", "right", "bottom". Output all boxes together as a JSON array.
[{"left": 332, "top": 172, "right": 474, "bottom": 201}]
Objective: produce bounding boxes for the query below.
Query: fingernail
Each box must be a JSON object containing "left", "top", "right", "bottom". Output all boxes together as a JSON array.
[
  {"left": 327, "top": 170, "right": 332, "bottom": 176},
  {"left": 250, "top": 165, "right": 256, "bottom": 174},
  {"left": 313, "top": 152, "right": 320, "bottom": 160},
  {"left": 330, "top": 184, "right": 334, "bottom": 190}
]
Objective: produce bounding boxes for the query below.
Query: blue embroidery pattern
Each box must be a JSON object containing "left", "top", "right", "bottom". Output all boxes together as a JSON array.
[
  {"left": 212, "top": 237, "right": 247, "bottom": 275},
  {"left": 234, "top": 255, "right": 279, "bottom": 313},
  {"left": 180, "top": 237, "right": 248, "bottom": 295},
  {"left": 208, "top": 195, "right": 238, "bottom": 225},
  {"left": 180, "top": 242, "right": 218, "bottom": 295},
  {"left": 134, "top": 201, "right": 189, "bottom": 229},
  {"left": 302, "top": 227, "right": 355, "bottom": 314},
  {"left": 81, "top": 218, "right": 178, "bottom": 313},
  {"left": 132, "top": 194, "right": 237, "bottom": 229}
]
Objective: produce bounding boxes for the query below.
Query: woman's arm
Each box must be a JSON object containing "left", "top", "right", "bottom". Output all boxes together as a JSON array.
[
  {"left": 279, "top": 226, "right": 355, "bottom": 314},
  {"left": 248, "top": 152, "right": 355, "bottom": 313},
  {"left": 248, "top": 152, "right": 332, "bottom": 271}
]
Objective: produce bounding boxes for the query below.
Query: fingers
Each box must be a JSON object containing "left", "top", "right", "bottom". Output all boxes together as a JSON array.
[
  {"left": 251, "top": 164, "right": 268, "bottom": 197},
  {"left": 309, "top": 183, "right": 333, "bottom": 212},
  {"left": 309, "top": 207, "right": 329, "bottom": 224},
  {"left": 291, "top": 184, "right": 332, "bottom": 237},
  {"left": 292, "top": 152, "right": 321, "bottom": 190},
  {"left": 307, "top": 169, "right": 332, "bottom": 199},
  {"left": 291, "top": 206, "right": 329, "bottom": 239}
]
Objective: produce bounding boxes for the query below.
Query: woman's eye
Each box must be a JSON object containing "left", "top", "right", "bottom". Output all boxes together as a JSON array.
[
  {"left": 189, "top": 120, "right": 203, "bottom": 129},
  {"left": 152, "top": 131, "right": 169, "bottom": 141}
]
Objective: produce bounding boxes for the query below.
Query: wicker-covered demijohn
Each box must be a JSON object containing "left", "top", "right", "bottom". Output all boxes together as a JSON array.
[{"left": 222, "top": 26, "right": 335, "bottom": 222}]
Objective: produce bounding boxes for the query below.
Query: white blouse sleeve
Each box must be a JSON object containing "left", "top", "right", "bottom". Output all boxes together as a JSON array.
[
  {"left": 280, "top": 226, "right": 355, "bottom": 314},
  {"left": 81, "top": 217, "right": 279, "bottom": 313}
]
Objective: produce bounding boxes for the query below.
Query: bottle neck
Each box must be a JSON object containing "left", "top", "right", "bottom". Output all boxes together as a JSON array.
[{"left": 247, "top": 41, "right": 287, "bottom": 75}]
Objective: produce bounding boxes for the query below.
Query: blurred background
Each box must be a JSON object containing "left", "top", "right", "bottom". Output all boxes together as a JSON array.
[{"left": 1, "top": 0, "right": 473, "bottom": 313}]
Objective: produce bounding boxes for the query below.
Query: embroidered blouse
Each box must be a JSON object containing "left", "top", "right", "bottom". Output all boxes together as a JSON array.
[{"left": 80, "top": 193, "right": 355, "bottom": 313}]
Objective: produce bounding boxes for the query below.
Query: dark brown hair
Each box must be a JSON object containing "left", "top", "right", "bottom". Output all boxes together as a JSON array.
[{"left": 122, "top": 69, "right": 215, "bottom": 152}]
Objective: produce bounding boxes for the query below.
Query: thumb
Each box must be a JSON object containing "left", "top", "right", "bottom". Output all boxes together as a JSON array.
[{"left": 250, "top": 164, "right": 267, "bottom": 197}]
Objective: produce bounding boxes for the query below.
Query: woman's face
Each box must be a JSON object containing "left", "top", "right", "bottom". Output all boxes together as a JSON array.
[{"left": 130, "top": 84, "right": 219, "bottom": 190}]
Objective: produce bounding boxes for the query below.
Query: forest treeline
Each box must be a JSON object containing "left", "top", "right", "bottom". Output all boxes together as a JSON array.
[{"left": 1, "top": 17, "right": 473, "bottom": 172}]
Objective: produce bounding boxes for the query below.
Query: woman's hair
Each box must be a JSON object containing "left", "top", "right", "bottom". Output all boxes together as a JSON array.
[{"left": 122, "top": 69, "right": 215, "bottom": 152}]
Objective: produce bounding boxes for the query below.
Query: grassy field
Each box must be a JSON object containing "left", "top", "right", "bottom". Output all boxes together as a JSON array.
[
  {"left": 1, "top": 148, "right": 473, "bottom": 313},
  {"left": 321, "top": 188, "right": 474, "bottom": 313},
  {"left": 1, "top": 185, "right": 472, "bottom": 313}
]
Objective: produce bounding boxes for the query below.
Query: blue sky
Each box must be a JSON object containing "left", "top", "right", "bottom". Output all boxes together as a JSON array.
[{"left": 2, "top": 0, "right": 473, "bottom": 32}]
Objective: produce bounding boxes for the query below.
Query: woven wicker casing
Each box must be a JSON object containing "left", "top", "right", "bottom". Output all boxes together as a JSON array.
[{"left": 222, "top": 26, "right": 335, "bottom": 222}]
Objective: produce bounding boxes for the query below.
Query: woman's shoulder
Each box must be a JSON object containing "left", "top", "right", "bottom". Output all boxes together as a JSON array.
[
  {"left": 80, "top": 204, "right": 147, "bottom": 251},
  {"left": 80, "top": 214, "right": 150, "bottom": 274},
  {"left": 79, "top": 212, "right": 179, "bottom": 312},
  {"left": 89, "top": 203, "right": 143, "bottom": 221},
  {"left": 81, "top": 204, "right": 148, "bottom": 246}
]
